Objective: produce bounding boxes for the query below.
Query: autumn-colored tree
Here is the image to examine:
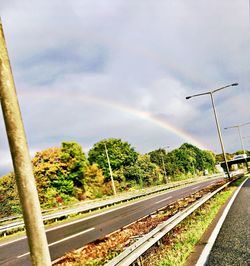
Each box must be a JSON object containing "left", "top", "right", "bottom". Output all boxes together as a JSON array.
[
  {"left": 32, "top": 141, "right": 88, "bottom": 206},
  {"left": 84, "top": 164, "right": 105, "bottom": 199}
]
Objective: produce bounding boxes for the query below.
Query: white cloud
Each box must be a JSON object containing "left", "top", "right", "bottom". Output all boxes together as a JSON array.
[{"left": 0, "top": 0, "right": 249, "bottom": 175}]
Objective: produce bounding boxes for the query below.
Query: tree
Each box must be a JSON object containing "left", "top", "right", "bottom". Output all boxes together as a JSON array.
[
  {"left": 149, "top": 143, "right": 216, "bottom": 178},
  {"left": 88, "top": 138, "right": 138, "bottom": 180},
  {"left": 84, "top": 164, "right": 105, "bottom": 199},
  {"left": 124, "top": 155, "right": 161, "bottom": 186},
  {"left": 202, "top": 150, "right": 216, "bottom": 172},
  {"left": 32, "top": 141, "right": 88, "bottom": 206},
  {"left": 215, "top": 153, "right": 233, "bottom": 163},
  {"left": 148, "top": 148, "right": 167, "bottom": 167},
  {"left": 61, "top": 141, "right": 88, "bottom": 188},
  {"left": 0, "top": 172, "right": 21, "bottom": 217},
  {"left": 235, "top": 149, "right": 245, "bottom": 155}
]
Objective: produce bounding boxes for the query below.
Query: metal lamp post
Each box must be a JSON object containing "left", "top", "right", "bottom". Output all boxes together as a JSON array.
[
  {"left": 186, "top": 83, "right": 239, "bottom": 178},
  {"left": 224, "top": 122, "right": 250, "bottom": 155},
  {"left": 224, "top": 122, "right": 250, "bottom": 170}
]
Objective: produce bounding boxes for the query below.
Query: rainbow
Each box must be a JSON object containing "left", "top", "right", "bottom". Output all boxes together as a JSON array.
[{"left": 21, "top": 89, "right": 209, "bottom": 150}]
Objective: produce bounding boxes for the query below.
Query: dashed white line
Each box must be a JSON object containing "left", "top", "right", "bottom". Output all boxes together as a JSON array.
[
  {"left": 192, "top": 186, "right": 201, "bottom": 190},
  {"left": 48, "top": 227, "right": 95, "bottom": 247},
  {"left": 0, "top": 236, "right": 27, "bottom": 248},
  {"left": 155, "top": 196, "right": 173, "bottom": 204},
  {"left": 17, "top": 227, "right": 95, "bottom": 259},
  {"left": 17, "top": 252, "right": 29, "bottom": 259}
]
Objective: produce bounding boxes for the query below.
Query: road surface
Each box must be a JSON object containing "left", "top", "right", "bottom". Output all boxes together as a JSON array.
[{"left": 0, "top": 177, "right": 223, "bottom": 265}]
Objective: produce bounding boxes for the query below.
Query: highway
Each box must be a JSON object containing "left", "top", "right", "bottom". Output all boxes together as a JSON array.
[{"left": 0, "top": 177, "right": 223, "bottom": 266}]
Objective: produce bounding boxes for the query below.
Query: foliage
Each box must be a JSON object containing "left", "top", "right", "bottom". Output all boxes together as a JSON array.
[
  {"left": 155, "top": 186, "right": 236, "bottom": 266},
  {"left": 32, "top": 141, "right": 88, "bottom": 206},
  {"left": 88, "top": 138, "right": 138, "bottom": 180},
  {"left": 201, "top": 150, "right": 216, "bottom": 171},
  {"left": 234, "top": 149, "right": 250, "bottom": 156},
  {"left": 0, "top": 173, "right": 21, "bottom": 218},
  {"left": 149, "top": 143, "right": 216, "bottom": 179},
  {"left": 215, "top": 153, "right": 233, "bottom": 162},
  {"left": 0, "top": 140, "right": 218, "bottom": 217},
  {"left": 148, "top": 148, "right": 167, "bottom": 167},
  {"left": 124, "top": 155, "right": 161, "bottom": 186},
  {"left": 61, "top": 141, "right": 88, "bottom": 187},
  {"left": 84, "top": 164, "right": 105, "bottom": 199}
]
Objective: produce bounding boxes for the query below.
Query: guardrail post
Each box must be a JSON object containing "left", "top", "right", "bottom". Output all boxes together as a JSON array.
[{"left": 0, "top": 19, "right": 51, "bottom": 265}]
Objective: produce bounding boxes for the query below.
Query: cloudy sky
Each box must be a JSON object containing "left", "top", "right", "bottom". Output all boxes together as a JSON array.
[{"left": 0, "top": 0, "right": 250, "bottom": 174}]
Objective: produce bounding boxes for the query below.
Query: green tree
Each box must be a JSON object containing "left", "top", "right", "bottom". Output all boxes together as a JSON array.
[
  {"left": 215, "top": 153, "right": 233, "bottom": 163},
  {"left": 235, "top": 149, "right": 245, "bottom": 155},
  {"left": 61, "top": 141, "right": 88, "bottom": 188},
  {"left": 148, "top": 148, "right": 167, "bottom": 167},
  {"left": 88, "top": 138, "right": 138, "bottom": 180},
  {"left": 202, "top": 150, "right": 216, "bottom": 172},
  {"left": 0, "top": 172, "right": 21, "bottom": 217},
  {"left": 150, "top": 143, "right": 216, "bottom": 178},
  {"left": 124, "top": 155, "right": 161, "bottom": 186}
]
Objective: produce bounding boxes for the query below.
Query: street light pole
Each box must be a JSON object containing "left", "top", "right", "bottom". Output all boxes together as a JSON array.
[
  {"left": 238, "top": 126, "right": 245, "bottom": 155},
  {"left": 186, "top": 82, "right": 239, "bottom": 178},
  {"left": 224, "top": 122, "right": 250, "bottom": 155},
  {"left": 104, "top": 143, "right": 117, "bottom": 195},
  {"left": 209, "top": 92, "right": 231, "bottom": 177},
  {"left": 224, "top": 122, "right": 250, "bottom": 170}
]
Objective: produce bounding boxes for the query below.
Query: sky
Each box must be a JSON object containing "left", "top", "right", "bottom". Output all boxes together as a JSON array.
[{"left": 0, "top": 0, "right": 250, "bottom": 175}]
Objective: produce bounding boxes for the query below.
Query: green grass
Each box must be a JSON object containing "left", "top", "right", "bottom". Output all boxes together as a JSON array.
[{"left": 151, "top": 176, "right": 247, "bottom": 266}]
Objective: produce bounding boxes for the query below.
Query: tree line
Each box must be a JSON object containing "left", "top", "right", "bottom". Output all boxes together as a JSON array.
[{"left": 0, "top": 138, "right": 217, "bottom": 217}]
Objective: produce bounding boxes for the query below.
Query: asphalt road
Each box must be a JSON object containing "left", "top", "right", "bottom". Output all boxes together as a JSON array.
[
  {"left": 0, "top": 177, "right": 223, "bottom": 265},
  {"left": 206, "top": 177, "right": 250, "bottom": 266}
]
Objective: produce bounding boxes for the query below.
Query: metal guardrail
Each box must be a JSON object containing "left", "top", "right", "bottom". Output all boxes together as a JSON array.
[
  {"left": 0, "top": 174, "right": 222, "bottom": 235},
  {"left": 105, "top": 180, "right": 233, "bottom": 266}
]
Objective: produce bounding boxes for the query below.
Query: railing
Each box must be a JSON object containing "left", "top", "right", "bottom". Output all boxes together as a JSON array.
[
  {"left": 0, "top": 174, "right": 222, "bottom": 236},
  {"left": 105, "top": 179, "right": 237, "bottom": 266}
]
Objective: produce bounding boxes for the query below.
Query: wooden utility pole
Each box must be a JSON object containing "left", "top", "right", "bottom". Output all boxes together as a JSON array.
[
  {"left": 104, "top": 143, "right": 117, "bottom": 195},
  {"left": 0, "top": 19, "right": 51, "bottom": 265}
]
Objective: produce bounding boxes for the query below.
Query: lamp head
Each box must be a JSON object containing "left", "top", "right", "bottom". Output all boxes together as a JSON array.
[
  {"left": 231, "top": 83, "right": 239, "bottom": 86},
  {"left": 186, "top": 96, "right": 191, "bottom": 100}
]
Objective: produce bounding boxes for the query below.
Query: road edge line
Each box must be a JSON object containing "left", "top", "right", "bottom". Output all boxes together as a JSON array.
[{"left": 195, "top": 176, "right": 249, "bottom": 266}]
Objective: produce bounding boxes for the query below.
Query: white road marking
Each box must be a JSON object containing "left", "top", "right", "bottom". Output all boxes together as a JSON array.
[
  {"left": 17, "top": 252, "right": 29, "bottom": 258},
  {"left": 192, "top": 186, "right": 201, "bottom": 190},
  {"left": 155, "top": 196, "right": 172, "bottom": 204},
  {"left": 0, "top": 236, "right": 27, "bottom": 248},
  {"left": 196, "top": 177, "right": 249, "bottom": 265},
  {"left": 48, "top": 227, "right": 95, "bottom": 247},
  {"left": 17, "top": 227, "right": 95, "bottom": 258},
  {"left": 2, "top": 178, "right": 221, "bottom": 250},
  {"left": 45, "top": 192, "right": 177, "bottom": 232}
]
